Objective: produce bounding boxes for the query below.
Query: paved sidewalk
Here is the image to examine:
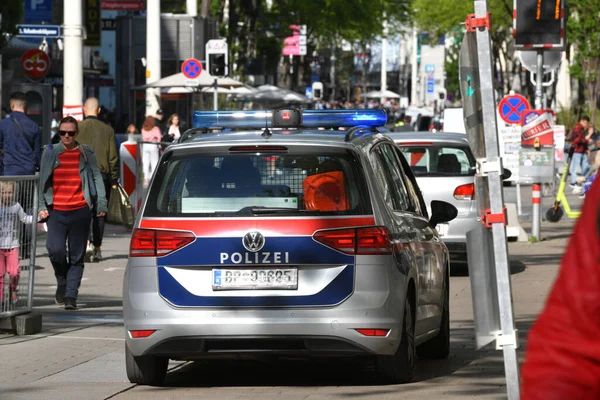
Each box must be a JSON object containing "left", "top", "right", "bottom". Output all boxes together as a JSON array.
[{"left": 0, "top": 217, "right": 577, "bottom": 399}]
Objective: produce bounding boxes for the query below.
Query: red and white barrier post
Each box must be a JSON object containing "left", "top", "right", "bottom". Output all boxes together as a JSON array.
[
  {"left": 120, "top": 136, "right": 139, "bottom": 215},
  {"left": 532, "top": 183, "right": 541, "bottom": 239}
]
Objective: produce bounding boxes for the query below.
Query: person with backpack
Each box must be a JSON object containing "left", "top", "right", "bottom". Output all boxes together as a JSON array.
[{"left": 0, "top": 92, "right": 41, "bottom": 176}]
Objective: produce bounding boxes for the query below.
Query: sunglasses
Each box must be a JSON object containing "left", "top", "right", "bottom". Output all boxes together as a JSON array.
[{"left": 58, "top": 130, "right": 77, "bottom": 137}]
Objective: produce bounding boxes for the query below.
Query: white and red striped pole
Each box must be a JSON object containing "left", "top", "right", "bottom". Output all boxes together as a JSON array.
[{"left": 532, "top": 183, "right": 541, "bottom": 239}]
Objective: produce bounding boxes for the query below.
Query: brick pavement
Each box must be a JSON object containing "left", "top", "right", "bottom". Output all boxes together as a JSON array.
[{"left": 0, "top": 217, "right": 576, "bottom": 399}]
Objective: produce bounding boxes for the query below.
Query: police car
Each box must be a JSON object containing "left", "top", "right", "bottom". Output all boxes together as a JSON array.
[{"left": 123, "top": 109, "right": 457, "bottom": 385}]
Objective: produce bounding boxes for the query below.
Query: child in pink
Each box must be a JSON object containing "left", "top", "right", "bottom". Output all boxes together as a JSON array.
[{"left": 0, "top": 182, "right": 33, "bottom": 306}]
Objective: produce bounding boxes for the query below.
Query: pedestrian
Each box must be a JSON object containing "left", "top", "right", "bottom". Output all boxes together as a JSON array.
[
  {"left": 0, "top": 181, "right": 33, "bottom": 307},
  {"left": 568, "top": 116, "right": 590, "bottom": 188},
  {"left": 126, "top": 124, "right": 138, "bottom": 134},
  {"left": 0, "top": 92, "right": 41, "bottom": 176},
  {"left": 520, "top": 175, "right": 600, "bottom": 399},
  {"left": 0, "top": 92, "right": 42, "bottom": 260},
  {"left": 77, "top": 97, "right": 119, "bottom": 262},
  {"left": 154, "top": 109, "right": 166, "bottom": 135},
  {"left": 165, "top": 113, "right": 181, "bottom": 141},
  {"left": 38, "top": 116, "right": 107, "bottom": 310},
  {"left": 141, "top": 116, "right": 162, "bottom": 184}
]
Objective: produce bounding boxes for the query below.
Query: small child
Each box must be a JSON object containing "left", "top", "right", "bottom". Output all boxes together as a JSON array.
[{"left": 0, "top": 181, "right": 33, "bottom": 306}]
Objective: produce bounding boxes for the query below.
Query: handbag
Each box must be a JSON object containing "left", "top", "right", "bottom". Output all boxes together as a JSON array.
[
  {"left": 79, "top": 145, "right": 98, "bottom": 203},
  {"left": 107, "top": 184, "right": 134, "bottom": 227}
]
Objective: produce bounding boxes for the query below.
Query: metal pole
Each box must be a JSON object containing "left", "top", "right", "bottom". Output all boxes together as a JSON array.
[
  {"left": 516, "top": 182, "right": 522, "bottom": 216},
  {"left": 63, "top": 0, "right": 84, "bottom": 107},
  {"left": 27, "top": 176, "right": 39, "bottom": 311},
  {"left": 532, "top": 50, "right": 544, "bottom": 239},
  {"left": 473, "top": 2, "right": 520, "bottom": 399},
  {"left": 145, "top": 0, "right": 161, "bottom": 116},
  {"left": 381, "top": 19, "right": 388, "bottom": 103},
  {"left": 213, "top": 78, "right": 218, "bottom": 111}
]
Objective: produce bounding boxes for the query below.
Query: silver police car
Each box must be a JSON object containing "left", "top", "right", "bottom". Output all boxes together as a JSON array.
[{"left": 123, "top": 109, "right": 456, "bottom": 386}]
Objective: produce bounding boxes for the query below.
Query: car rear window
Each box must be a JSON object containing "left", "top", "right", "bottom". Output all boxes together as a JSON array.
[
  {"left": 144, "top": 150, "right": 372, "bottom": 217},
  {"left": 396, "top": 144, "right": 475, "bottom": 177}
]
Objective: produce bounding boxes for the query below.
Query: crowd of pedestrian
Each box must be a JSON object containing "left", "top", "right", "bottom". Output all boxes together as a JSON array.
[{"left": 567, "top": 115, "right": 600, "bottom": 199}]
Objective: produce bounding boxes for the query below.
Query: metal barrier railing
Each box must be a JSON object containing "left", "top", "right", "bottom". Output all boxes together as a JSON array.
[{"left": 0, "top": 175, "right": 39, "bottom": 319}]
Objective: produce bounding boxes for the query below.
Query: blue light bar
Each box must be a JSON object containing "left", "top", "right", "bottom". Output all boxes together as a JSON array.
[
  {"left": 302, "top": 109, "right": 387, "bottom": 128},
  {"left": 192, "top": 109, "right": 387, "bottom": 129}
]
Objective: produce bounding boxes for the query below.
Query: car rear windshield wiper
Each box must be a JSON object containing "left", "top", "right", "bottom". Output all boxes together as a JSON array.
[{"left": 237, "top": 206, "right": 298, "bottom": 215}]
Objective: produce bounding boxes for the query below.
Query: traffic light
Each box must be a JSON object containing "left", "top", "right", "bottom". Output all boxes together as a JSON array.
[{"left": 208, "top": 54, "right": 226, "bottom": 76}]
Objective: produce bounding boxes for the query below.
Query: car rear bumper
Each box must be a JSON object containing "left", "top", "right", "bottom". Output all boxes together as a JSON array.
[
  {"left": 124, "top": 306, "right": 403, "bottom": 358},
  {"left": 123, "top": 262, "right": 407, "bottom": 358}
]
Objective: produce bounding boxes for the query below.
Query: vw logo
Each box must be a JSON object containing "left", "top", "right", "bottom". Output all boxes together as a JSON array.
[{"left": 242, "top": 231, "right": 265, "bottom": 252}]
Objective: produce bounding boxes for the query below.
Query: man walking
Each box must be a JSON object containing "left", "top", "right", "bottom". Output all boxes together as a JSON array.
[
  {"left": 0, "top": 92, "right": 41, "bottom": 176},
  {"left": 569, "top": 116, "right": 590, "bottom": 188},
  {"left": 77, "top": 97, "right": 119, "bottom": 262}
]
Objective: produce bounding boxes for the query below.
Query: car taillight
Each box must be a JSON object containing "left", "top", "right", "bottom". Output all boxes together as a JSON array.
[
  {"left": 313, "top": 226, "right": 392, "bottom": 255},
  {"left": 454, "top": 183, "right": 475, "bottom": 200},
  {"left": 129, "top": 329, "right": 156, "bottom": 338},
  {"left": 355, "top": 328, "right": 390, "bottom": 337},
  {"left": 130, "top": 229, "right": 195, "bottom": 257}
]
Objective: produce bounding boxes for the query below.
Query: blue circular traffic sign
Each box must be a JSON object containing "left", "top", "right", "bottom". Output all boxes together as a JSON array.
[
  {"left": 181, "top": 58, "right": 203, "bottom": 79},
  {"left": 498, "top": 94, "right": 530, "bottom": 125}
]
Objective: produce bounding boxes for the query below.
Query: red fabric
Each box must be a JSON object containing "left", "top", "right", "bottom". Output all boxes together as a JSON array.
[
  {"left": 570, "top": 123, "right": 588, "bottom": 154},
  {"left": 520, "top": 176, "right": 600, "bottom": 399},
  {"left": 52, "top": 148, "right": 87, "bottom": 211}
]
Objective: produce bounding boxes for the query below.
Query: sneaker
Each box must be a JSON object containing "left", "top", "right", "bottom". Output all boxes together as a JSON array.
[
  {"left": 569, "top": 183, "right": 578, "bottom": 189},
  {"left": 64, "top": 297, "right": 77, "bottom": 310},
  {"left": 10, "top": 290, "right": 18, "bottom": 305},
  {"left": 85, "top": 243, "right": 94, "bottom": 263},
  {"left": 91, "top": 248, "right": 102, "bottom": 262},
  {"left": 579, "top": 193, "right": 586, "bottom": 199},
  {"left": 55, "top": 285, "right": 66, "bottom": 305},
  {"left": 572, "top": 186, "right": 584, "bottom": 195}
]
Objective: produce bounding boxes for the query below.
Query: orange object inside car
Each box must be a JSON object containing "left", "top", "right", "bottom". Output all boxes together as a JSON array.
[{"left": 303, "top": 171, "right": 349, "bottom": 212}]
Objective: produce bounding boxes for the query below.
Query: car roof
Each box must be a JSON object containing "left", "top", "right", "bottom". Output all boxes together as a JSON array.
[
  {"left": 167, "top": 128, "right": 392, "bottom": 153},
  {"left": 386, "top": 131, "right": 469, "bottom": 145}
]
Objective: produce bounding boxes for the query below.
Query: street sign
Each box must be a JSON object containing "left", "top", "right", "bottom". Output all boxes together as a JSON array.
[
  {"left": 206, "top": 39, "right": 227, "bottom": 51},
  {"left": 514, "top": 0, "right": 566, "bottom": 51},
  {"left": 20, "top": 49, "right": 51, "bottom": 81},
  {"left": 521, "top": 110, "right": 554, "bottom": 147},
  {"left": 17, "top": 24, "right": 60, "bottom": 38},
  {"left": 498, "top": 94, "right": 530, "bottom": 125},
  {"left": 24, "top": 0, "right": 53, "bottom": 23},
  {"left": 519, "top": 51, "right": 561, "bottom": 73},
  {"left": 181, "top": 58, "right": 203, "bottom": 79},
  {"left": 185, "top": 79, "right": 199, "bottom": 86}
]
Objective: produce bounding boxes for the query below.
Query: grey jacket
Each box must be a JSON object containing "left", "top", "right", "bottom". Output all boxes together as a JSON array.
[{"left": 38, "top": 143, "right": 108, "bottom": 214}]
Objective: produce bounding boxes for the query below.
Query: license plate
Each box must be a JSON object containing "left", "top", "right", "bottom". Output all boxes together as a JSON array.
[
  {"left": 212, "top": 268, "right": 298, "bottom": 290},
  {"left": 436, "top": 223, "right": 449, "bottom": 237}
]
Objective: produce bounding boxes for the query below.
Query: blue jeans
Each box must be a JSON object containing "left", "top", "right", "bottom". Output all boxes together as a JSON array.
[
  {"left": 46, "top": 206, "right": 92, "bottom": 299},
  {"left": 570, "top": 152, "right": 590, "bottom": 185}
]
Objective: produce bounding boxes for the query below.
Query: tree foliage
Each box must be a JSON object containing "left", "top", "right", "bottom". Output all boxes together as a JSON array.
[
  {"left": 208, "top": 0, "right": 411, "bottom": 88},
  {"left": 0, "top": 2, "right": 24, "bottom": 51},
  {"left": 568, "top": 0, "right": 600, "bottom": 120},
  {"left": 410, "top": 0, "right": 516, "bottom": 99}
]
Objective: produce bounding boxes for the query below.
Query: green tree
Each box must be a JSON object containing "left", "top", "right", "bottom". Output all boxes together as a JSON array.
[
  {"left": 0, "top": 3, "right": 24, "bottom": 51},
  {"left": 208, "top": 0, "right": 411, "bottom": 89},
  {"left": 568, "top": 0, "right": 600, "bottom": 121},
  {"left": 410, "top": 0, "right": 515, "bottom": 99}
]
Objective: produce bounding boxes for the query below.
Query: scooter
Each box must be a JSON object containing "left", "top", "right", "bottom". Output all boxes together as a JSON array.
[{"left": 546, "top": 148, "right": 582, "bottom": 222}]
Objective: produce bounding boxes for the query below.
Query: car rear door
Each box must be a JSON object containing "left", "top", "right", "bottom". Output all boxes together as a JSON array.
[{"left": 134, "top": 144, "right": 383, "bottom": 309}]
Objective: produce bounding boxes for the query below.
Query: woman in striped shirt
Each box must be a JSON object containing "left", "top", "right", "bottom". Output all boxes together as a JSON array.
[{"left": 38, "top": 116, "right": 107, "bottom": 310}]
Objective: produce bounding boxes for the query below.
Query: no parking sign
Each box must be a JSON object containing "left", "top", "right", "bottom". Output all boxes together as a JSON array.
[{"left": 498, "top": 94, "right": 530, "bottom": 125}]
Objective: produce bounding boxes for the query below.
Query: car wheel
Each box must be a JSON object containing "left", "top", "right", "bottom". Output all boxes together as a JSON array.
[
  {"left": 376, "top": 296, "right": 416, "bottom": 384},
  {"left": 417, "top": 268, "right": 450, "bottom": 359},
  {"left": 125, "top": 344, "right": 168, "bottom": 386}
]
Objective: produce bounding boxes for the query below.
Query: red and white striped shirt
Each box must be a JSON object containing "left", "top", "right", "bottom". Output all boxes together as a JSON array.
[{"left": 52, "top": 148, "right": 87, "bottom": 211}]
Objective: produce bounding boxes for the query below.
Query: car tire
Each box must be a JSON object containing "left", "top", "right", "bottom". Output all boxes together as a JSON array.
[
  {"left": 417, "top": 268, "right": 450, "bottom": 359},
  {"left": 376, "top": 296, "right": 416, "bottom": 384},
  {"left": 125, "top": 344, "right": 168, "bottom": 386}
]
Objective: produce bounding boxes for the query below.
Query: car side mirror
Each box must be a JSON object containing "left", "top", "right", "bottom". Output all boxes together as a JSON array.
[{"left": 430, "top": 200, "right": 458, "bottom": 228}]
